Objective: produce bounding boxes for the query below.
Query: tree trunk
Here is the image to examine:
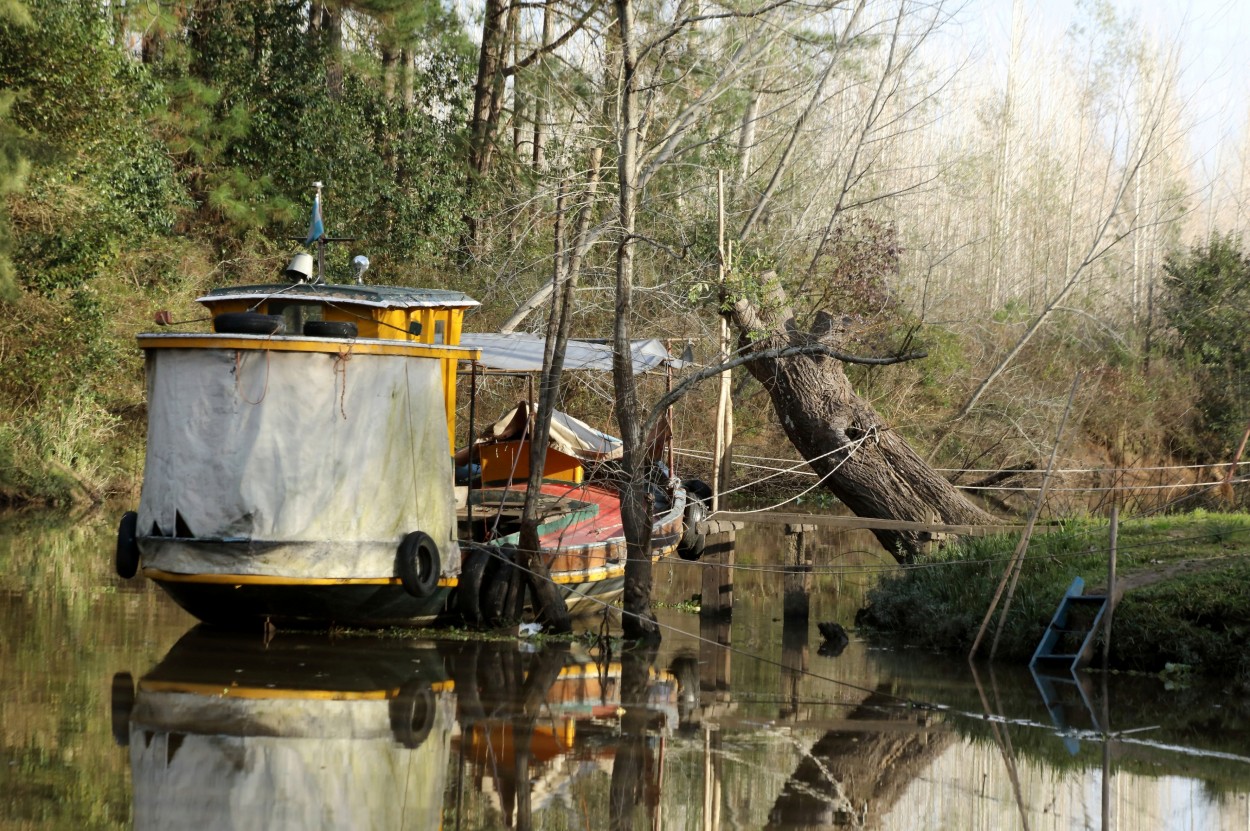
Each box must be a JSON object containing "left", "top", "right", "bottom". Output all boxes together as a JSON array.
[
  {"left": 381, "top": 43, "right": 398, "bottom": 101},
  {"left": 729, "top": 294, "right": 993, "bottom": 563},
  {"left": 608, "top": 643, "right": 661, "bottom": 831},
  {"left": 531, "top": 0, "right": 555, "bottom": 171},
  {"left": 468, "top": 0, "right": 512, "bottom": 177},
  {"left": 613, "top": 0, "right": 660, "bottom": 642},
  {"left": 317, "top": 4, "right": 343, "bottom": 99},
  {"left": 516, "top": 184, "right": 573, "bottom": 635},
  {"left": 400, "top": 47, "right": 413, "bottom": 109}
]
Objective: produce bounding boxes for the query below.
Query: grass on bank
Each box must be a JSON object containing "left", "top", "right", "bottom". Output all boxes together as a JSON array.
[{"left": 856, "top": 510, "right": 1250, "bottom": 690}]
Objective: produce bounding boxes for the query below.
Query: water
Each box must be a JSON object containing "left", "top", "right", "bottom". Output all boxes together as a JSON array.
[{"left": 2, "top": 511, "right": 1248, "bottom": 830}]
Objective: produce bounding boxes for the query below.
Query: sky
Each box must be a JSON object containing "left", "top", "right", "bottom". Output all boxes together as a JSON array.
[{"left": 972, "top": 0, "right": 1250, "bottom": 168}]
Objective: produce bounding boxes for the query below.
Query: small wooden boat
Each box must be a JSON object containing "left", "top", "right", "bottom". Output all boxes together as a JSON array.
[{"left": 115, "top": 196, "right": 704, "bottom": 629}]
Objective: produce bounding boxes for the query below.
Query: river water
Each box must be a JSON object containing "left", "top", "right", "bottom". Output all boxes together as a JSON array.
[{"left": 2, "top": 511, "right": 1248, "bottom": 830}]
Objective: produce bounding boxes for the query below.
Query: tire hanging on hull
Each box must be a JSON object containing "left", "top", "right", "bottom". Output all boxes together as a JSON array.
[
  {"left": 116, "top": 511, "right": 140, "bottom": 579},
  {"left": 397, "top": 531, "right": 441, "bottom": 598}
]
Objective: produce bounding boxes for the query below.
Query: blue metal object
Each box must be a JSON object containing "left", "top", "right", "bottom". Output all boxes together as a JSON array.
[{"left": 1029, "top": 576, "right": 1108, "bottom": 671}]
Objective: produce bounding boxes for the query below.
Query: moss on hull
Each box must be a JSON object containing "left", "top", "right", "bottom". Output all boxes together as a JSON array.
[{"left": 856, "top": 511, "right": 1250, "bottom": 690}]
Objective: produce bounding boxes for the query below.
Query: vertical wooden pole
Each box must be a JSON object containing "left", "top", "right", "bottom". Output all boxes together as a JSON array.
[
  {"left": 782, "top": 523, "right": 815, "bottom": 621},
  {"left": 665, "top": 350, "right": 675, "bottom": 476},
  {"left": 711, "top": 171, "right": 728, "bottom": 513},
  {"left": 467, "top": 361, "right": 477, "bottom": 532},
  {"left": 1103, "top": 503, "right": 1118, "bottom": 666},
  {"left": 718, "top": 241, "right": 734, "bottom": 499},
  {"left": 780, "top": 620, "right": 808, "bottom": 722},
  {"left": 699, "top": 525, "right": 736, "bottom": 618}
]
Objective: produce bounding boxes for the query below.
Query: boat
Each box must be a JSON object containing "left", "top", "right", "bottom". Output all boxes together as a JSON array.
[
  {"left": 109, "top": 628, "right": 678, "bottom": 828},
  {"left": 114, "top": 189, "right": 707, "bottom": 628}
]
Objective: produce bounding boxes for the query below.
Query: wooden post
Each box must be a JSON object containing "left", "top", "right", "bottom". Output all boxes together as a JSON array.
[
  {"left": 699, "top": 519, "right": 739, "bottom": 618},
  {"left": 780, "top": 618, "right": 808, "bottom": 722},
  {"left": 1103, "top": 503, "right": 1118, "bottom": 666},
  {"left": 782, "top": 523, "right": 816, "bottom": 621},
  {"left": 699, "top": 617, "right": 732, "bottom": 695},
  {"left": 711, "top": 171, "right": 729, "bottom": 513},
  {"left": 700, "top": 724, "right": 723, "bottom": 831}
]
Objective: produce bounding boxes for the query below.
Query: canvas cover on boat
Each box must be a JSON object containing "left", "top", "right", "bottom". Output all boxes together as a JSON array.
[
  {"left": 130, "top": 692, "right": 454, "bottom": 830},
  {"left": 481, "top": 402, "right": 622, "bottom": 461},
  {"left": 460, "top": 332, "right": 686, "bottom": 373},
  {"left": 138, "top": 348, "right": 459, "bottom": 578}
]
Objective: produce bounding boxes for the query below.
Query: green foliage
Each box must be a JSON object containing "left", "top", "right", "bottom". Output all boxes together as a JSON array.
[
  {"left": 858, "top": 513, "right": 1250, "bottom": 688},
  {"left": 0, "top": 0, "right": 474, "bottom": 505},
  {"left": 154, "top": 0, "right": 471, "bottom": 271},
  {"left": 0, "top": 90, "right": 28, "bottom": 301},
  {"left": 1158, "top": 233, "right": 1250, "bottom": 459},
  {"left": 0, "top": 0, "right": 183, "bottom": 294}
]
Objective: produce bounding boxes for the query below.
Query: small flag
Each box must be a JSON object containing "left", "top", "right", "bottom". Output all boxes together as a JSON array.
[{"left": 304, "top": 191, "right": 325, "bottom": 244}]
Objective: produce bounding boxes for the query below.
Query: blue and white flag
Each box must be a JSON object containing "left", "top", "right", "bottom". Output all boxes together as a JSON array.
[{"left": 304, "top": 192, "right": 325, "bottom": 244}]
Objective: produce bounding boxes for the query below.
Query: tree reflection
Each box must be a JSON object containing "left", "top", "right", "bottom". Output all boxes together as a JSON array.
[
  {"left": 609, "top": 641, "right": 663, "bottom": 831},
  {"left": 767, "top": 689, "right": 954, "bottom": 829}
]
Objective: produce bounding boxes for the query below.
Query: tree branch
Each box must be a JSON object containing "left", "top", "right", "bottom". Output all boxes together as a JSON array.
[
  {"left": 503, "top": 0, "right": 601, "bottom": 78},
  {"left": 642, "top": 337, "right": 927, "bottom": 438}
]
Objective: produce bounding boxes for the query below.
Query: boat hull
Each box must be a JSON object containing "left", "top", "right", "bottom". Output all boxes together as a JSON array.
[
  {"left": 142, "top": 487, "right": 684, "bottom": 629},
  {"left": 145, "top": 565, "right": 644, "bottom": 629}
]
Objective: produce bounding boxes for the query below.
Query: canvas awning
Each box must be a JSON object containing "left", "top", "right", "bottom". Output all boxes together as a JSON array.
[
  {"left": 477, "top": 402, "right": 622, "bottom": 461},
  {"left": 460, "top": 332, "right": 687, "bottom": 374}
]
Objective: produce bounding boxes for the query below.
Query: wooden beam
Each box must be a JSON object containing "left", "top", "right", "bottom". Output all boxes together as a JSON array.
[{"left": 710, "top": 511, "right": 1039, "bottom": 536}]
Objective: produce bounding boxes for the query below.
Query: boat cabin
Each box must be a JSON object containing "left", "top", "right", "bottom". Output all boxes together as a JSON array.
[
  {"left": 199, "top": 283, "right": 477, "bottom": 345},
  {"left": 194, "top": 283, "right": 479, "bottom": 453}
]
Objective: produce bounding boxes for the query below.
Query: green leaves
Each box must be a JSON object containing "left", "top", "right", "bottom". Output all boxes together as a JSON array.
[{"left": 1159, "top": 234, "right": 1250, "bottom": 459}]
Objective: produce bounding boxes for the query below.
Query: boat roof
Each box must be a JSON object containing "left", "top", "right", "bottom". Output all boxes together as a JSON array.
[
  {"left": 198, "top": 282, "right": 480, "bottom": 310},
  {"left": 461, "top": 332, "right": 687, "bottom": 374}
]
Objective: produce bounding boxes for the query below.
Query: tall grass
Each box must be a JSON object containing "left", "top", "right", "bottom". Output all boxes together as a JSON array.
[{"left": 858, "top": 513, "right": 1250, "bottom": 689}]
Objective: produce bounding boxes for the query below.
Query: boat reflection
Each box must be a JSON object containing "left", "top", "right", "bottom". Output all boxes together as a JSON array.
[{"left": 112, "top": 627, "right": 678, "bottom": 830}]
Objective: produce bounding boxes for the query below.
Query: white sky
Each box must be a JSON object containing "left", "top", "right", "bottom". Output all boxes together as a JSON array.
[{"left": 970, "top": 0, "right": 1250, "bottom": 166}]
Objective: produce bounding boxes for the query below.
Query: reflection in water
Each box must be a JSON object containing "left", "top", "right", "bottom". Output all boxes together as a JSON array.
[
  {"left": 5, "top": 514, "right": 1250, "bottom": 830},
  {"left": 766, "top": 690, "right": 953, "bottom": 829},
  {"left": 113, "top": 628, "right": 681, "bottom": 830},
  {"left": 105, "top": 618, "right": 1250, "bottom": 831},
  {"left": 118, "top": 629, "right": 455, "bottom": 829}
]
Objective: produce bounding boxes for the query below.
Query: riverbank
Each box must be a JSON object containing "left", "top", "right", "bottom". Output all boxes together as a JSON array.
[{"left": 855, "top": 511, "right": 1250, "bottom": 691}]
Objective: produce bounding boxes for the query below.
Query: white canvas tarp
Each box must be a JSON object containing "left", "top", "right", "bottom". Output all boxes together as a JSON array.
[
  {"left": 480, "top": 402, "right": 622, "bottom": 461},
  {"left": 138, "top": 347, "right": 459, "bottom": 578},
  {"left": 461, "top": 332, "right": 685, "bottom": 374}
]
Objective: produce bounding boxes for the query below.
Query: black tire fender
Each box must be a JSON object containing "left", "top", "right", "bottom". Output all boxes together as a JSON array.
[
  {"left": 480, "top": 545, "right": 516, "bottom": 627},
  {"left": 389, "top": 680, "right": 435, "bottom": 749},
  {"left": 303, "top": 320, "right": 358, "bottom": 339},
  {"left": 111, "top": 672, "right": 135, "bottom": 747},
  {"left": 396, "top": 531, "right": 440, "bottom": 598},
  {"left": 214, "top": 311, "right": 286, "bottom": 335},
  {"left": 678, "top": 499, "right": 707, "bottom": 561},
  {"left": 684, "top": 478, "right": 713, "bottom": 506},
  {"left": 116, "top": 511, "right": 140, "bottom": 579},
  {"left": 455, "top": 545, "right": 491, "bottom": 624}
]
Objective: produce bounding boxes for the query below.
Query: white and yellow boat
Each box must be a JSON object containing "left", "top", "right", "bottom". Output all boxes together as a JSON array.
[{"left": 115, "top": 205, "right": 703, "bottom": 628}]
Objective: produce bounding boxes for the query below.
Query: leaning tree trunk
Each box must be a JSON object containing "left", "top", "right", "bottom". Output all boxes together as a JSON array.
[{"left": 729, "top": 295, "right": 993, "bottom": 563}]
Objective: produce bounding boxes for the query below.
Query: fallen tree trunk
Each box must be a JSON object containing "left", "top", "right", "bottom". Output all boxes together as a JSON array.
[{"left": 728, "top": 289, "right": 994, "bottom": 562}]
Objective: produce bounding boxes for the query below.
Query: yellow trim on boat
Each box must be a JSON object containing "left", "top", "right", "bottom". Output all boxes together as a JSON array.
[
  {"left": 143, "top": 568, "right": 447, "bottom": 587},
  {"left": 137, "top": 333, "right": 478, "bottom": 361},
  {"left": 139, "top": 679, "right": 454, "bottom": 700},
  {"left": 143, "top": 562, "right": 632, "bottom": 587},
  {"left": 549, "top": 563, "right": 626, "bottom": 584}
]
